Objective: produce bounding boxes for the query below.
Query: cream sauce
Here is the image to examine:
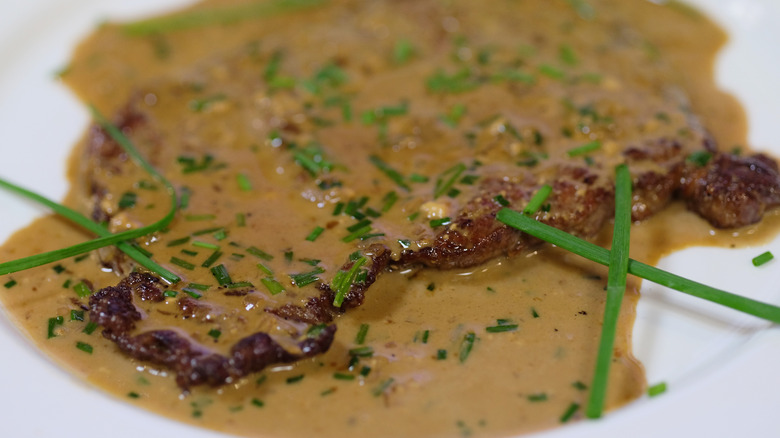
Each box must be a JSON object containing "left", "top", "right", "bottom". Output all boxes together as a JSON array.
[{"left": 0, "top": 1, "right": 773, "bottom": 437}]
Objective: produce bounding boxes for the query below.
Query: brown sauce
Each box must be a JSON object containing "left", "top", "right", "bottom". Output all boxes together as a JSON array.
[{"left": 0, "top": 1, "right": 774, "bottom": 437}]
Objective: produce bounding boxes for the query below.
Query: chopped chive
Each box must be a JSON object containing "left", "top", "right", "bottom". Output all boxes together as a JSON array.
[
  {"left": 52, "top": 264, "right": 66, "bottom": 274},
  {"left": 495, "top": 210, "right": 780, "bottom": 323},
  {"left": 332, "top": 257, "right": 368, "bottom": 307},
  {"left": 306, "top": 226, "right": 325, "bottom": 242},
  {"left": 47, "top": 316, "right": 64, "bottom": 339},
  {"left": 201, "top": 250, "right": 223, "bottom": 268},
  {"left": 572, "top": 381, "right": 588, "bottom": 391},
  {"left": 118, "top": 192, "right": 138, "bottom": 209},
  {"left": 460, "top": 175, "right": 479, "bottom": 185},
  {"left": 192, "top": 240, "right": 220, "bottom": 250},
  {"left": 75, "top": 341, "right": 94, "bottom": 354},
  {"left": 567, "top": 140, "right": 601, "bottom": 157},
  {"left": 167, "top": 236, "right": 191, "bottom": 247},
  {"left": 355, "top": 324, "right": 370, "bottom": 344},
  {"left": 236, "top": 212, "right": 246, "bottom": 227},
  {"left": 560, "top": 402, "right": 580, "bottom": 423},
  {"left": 250, "top": 398, "right": 265, "bottom": 408},
  {"left": 348, "top": 346, "right": 374, "bottom": 357},
  {"left": 538, "top": 64, "right": 565, "bottom": 80},
  {"left": 290, "top": 267, "right": 325, "bottom": 287},
  {"left": 493, "top": 194, "right": 510, "bottom": 207},
  {"left": 163, "top": 290, "right": 178, "bottom": 297},
  {"left": 207, "top": 329, "right": 222, "bottom": 340},
  {"left": 73, "top": 281, "right": 92, "bottom": 298},
  {"left": 333, "top": 372, "right": 355, "bottom": 381},
  {"left": 382, "top": 191, "right": 398, "bottom": 213},
  {"left": 752, "top": 251, "right": 774, "bottom": 267},
  {"left": 187, "top": 283, "right": 210, "bottom": 291},
  {"left": 369, "top": 155, "right": 410, "bottom": 191},
  {"left": 185, "top": 214, "right": 217, "bottom": 222},
  {"left": 170, "top": 257, "right": 196, "bottom": 270},
  {"left": 458, "top": 332, "right": 476, "bottom": 363},
  {"left": 70, "top": 310, "right": 85, "bottom": 322},
  {"left": 360, "top": 366, "right": 372, "bottom": 377},
  {"left": 393, "top": 39, "right": 415, "bottom": 64},
  {"left": 182, "top": 288, "right": 203, "bottom": 299},
  {"left": 246, "top": 246, "right": 274, "bottom": 261},
  {"left": 372, "top": 378, "right": 395, "bottom": 397},
  {"left": 523, "top": 184, "right": 553, "bottom": 215},
  {"left": 485, "top": 324, "right": 518, "bottom": 333},
  {"left": 686, "top": 150, "right": 712, "bottom": 167},
  {"left": 236, "top": 173, "right": 253, "bottom": 191},
  {"left": 527, "top": 393, "right": 548, "bottom": 402},
  {"left": 257, "top": 263, "right": 273, "bottom": 276},
  {"left": 192, "top": 226, "right": 223, "bottom": 235},
  {"left": 586, "top": 164, "right": 631, "bottom": 419},
  {"left": 286, "top": 375, "right": 305, "bottom": 384},
  {"left": 210, "top": 264, "right": 233, "bottom": 286},
  {"left": 332, "top": 202, "right": 345, "bottom": 216},
  {"left": 433, "top": 163, "right": 466, "bottom": 199},
  {"left": 83, "top": 321, "right": 98, "bottom": 335},
  {"left": 180, "top": 249, "right": 198, "bottom": 256},
  {"left": 4, "top": 279, "right": 17, "bottom": 289},
  {"left": 648, "top": 381, "right": 667, "bottom": 397},
  {"left": 531, "top": 307, "right": 540, "bottom": 318},
  {"left": 342, "top": 225, "right": 372, "bottom": 243},
  {"left": 347, "top": 219, "right": 372, "bottom": 233},
  {"left": 261, "top": 277, "right": 286, "bottom": 295},
  {"left": 436, "top": 349, "right": 447, "bottom": 360},
  {"left": 429, "top": 217, "right": 452, "bottom": 228},
  {"left": 127, "top": 392, "right": 140, "bottom": 399}
]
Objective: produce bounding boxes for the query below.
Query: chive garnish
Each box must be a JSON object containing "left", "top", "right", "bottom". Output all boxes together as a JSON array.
[
  {"left": 647, "top": 381, "right": 667, "bottom": 397},
  {"left": 436, "top": 349, "right": 447, "bottom": 360},
  {"left": 0, "top": 106, "right": 181, "bottom": 283},
  {"left": 170, "top": 257, "right": 196, "bottom": 270},
  {"left": 332, "top": 257, "right": 368, "bottom": 307},
  {"left": 523, "top": 184, "right": 553, "bottom": 215},
  {"left": 752, "top": 251, "right": 774, "bottom": 267},
  {"left": 560, "top": 402, "right": 580, "bottom": 423},
  {"left": 167, "top": 236, "right": 191, "bottom": 247},
  {"left": 348, "top": 346, "right": 374, "bottom": 357},
  {"left": 485, "top": 323, "right": 518, "bottom": 333},
  {"left": 192, "top": 240, "right": 219, "bottom": 250},
  {"left": 305, "top": 226, "right": 325, "bottom": 242},
  {"left": 586, "top": 164, "right": 631, "bottom": 419},
  {"left": 495, "top": 210, "right": 780, "bottom": 323},
  {"left": 494, "top": 194, "right": 510, "bottom": 207},
  {"left": 458, "top": 332, "right": 476, "bottom": 363},
  {"left": 567, "top": 140, "right": 602, "bottom": 157},
  {"left": 75, "top": 341, "right": 94, "bottom": 354},
  {"left": 210, "top": 264, "right": 233, "bottom": 286},
  {"left": 372, "top": 378, "right": 395, "bottom": 397},
  {"left": 47, "top": 316, "right": 64, "bottom": 339},
  {"left": 430, "top": 217, "right": 452, "bottom": 228},
  {"left": 70, "top": 310, "right": 85, "bottom": 322},
  {"left": 290, "top": 267, "right": 325, "bottom": 287},
  {"left": 261, "top": 277, "right": 286, "bottom": 295},
  {"left": 200, "top": 250, "right": 223, "bottom": 268},
  {"left": 246, "top": 246, "right": 274, "bottom": 261},
  {"left": 236, "top": 173, "right": 253, "bottom": 191},
  {"left": 686, "top": 150, "right": 712, "bottom": 167},
  {"left": 355, "top": 324, "right": 369, "bottom": 345},
  {"left": 82, "top": 321, "right": 98, "bottom": 335},
  {"left": 73, "top": 281, "right": 92, "bottom": 298},
  {"left": 433, "top": 163, "right": 466, "bottom": 199},
  {"left": 369, "top": 155, "right": 410, "bottom": 191},
  {"left": 333, "top": 372, "right": 355, "bottom": 381},
  {"left": 4, "top": 279, "right": 17, "bottom": 289}
]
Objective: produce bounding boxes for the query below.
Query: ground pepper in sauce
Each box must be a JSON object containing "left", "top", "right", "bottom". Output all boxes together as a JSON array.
[{"left": 1, "top": 1, "right": 776, "bottom": 437}]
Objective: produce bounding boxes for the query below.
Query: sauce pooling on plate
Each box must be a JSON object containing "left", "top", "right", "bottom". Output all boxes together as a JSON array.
[{"left": 1, "top": 0, "right": 777, "bottom": 436}]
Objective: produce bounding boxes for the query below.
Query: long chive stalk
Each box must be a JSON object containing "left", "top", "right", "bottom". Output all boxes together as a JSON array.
[
  {"left": 496, "top": 210, "right": 780, "bottom": 323},
  {"left": 586, "top": 164, "right": 631, "bottom": 418},
  {"left": 0, "top": 179, "right": 179, "bottom": 283},
  {"left": 0, "top": 106, "right": 180, "bottom": 283}
]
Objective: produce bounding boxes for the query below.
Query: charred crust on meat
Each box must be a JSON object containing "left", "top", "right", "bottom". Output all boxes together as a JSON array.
[{"left": 89, "top": 272, "right": 336, "bottom": 390}]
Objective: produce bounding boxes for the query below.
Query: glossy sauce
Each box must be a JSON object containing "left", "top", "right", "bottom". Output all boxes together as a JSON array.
[{"left": 0, "top": 1, "right": 772, "bottom": 437}]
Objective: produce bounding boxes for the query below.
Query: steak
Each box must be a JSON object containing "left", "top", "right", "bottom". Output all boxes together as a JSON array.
[{"left": 75, "top": 0, "right": 780, "bottom": 389}]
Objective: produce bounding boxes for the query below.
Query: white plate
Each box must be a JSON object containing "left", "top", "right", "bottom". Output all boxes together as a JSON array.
[{"left": 1, "top": 1, "right": 779, "bottom": 437}]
